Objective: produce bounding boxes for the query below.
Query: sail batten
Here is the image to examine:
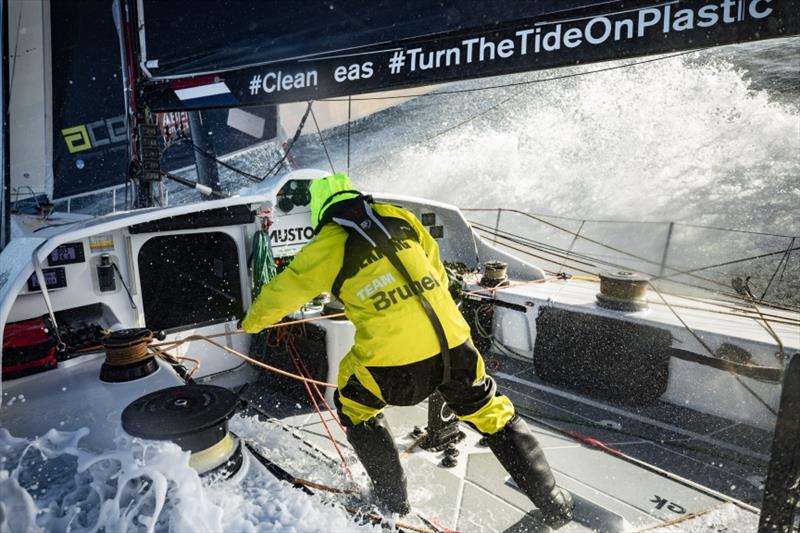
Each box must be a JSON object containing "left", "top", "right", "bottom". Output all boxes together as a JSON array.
[{"left": 140, "top": 0, "right": 800, "bottom": 111}]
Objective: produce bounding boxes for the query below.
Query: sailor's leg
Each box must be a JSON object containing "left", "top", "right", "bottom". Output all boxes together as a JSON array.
[
  {"left": 438, "top": 341, "right": 574, "bottom": 528},
  {"left": 334, "top": 353, "right": 410, "bottom": 515}
]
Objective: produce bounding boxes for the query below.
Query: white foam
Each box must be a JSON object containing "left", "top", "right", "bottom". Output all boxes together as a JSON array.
[{"left": 0, "top": 418, "right": 379, "bottom": 533}]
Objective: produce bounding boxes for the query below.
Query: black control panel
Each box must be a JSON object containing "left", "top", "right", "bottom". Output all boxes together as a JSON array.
[
  {"left": 47, "top": 242, "right": 85, "bottom": 266},
  {"left": 28, "top": 268, "right": 68, "bottom": 291}
]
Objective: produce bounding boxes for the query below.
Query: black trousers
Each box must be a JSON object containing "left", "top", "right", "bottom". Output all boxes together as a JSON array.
[{"left": 335, "top": 341, "right": 516, "bottom": 434}]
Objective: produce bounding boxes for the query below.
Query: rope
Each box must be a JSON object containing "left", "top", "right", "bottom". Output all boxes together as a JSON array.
[
  {"left": 150, "top": 314, "right": 345, "bottom": 350},
  {"left": 399, "top": 431, "right": 428, "bottom": 460},
  {"left": 471, "top": 219, "right": 735, "bottom": 294},
  {"left": 160, "top": 332, "right": 337, "bottom": 388},
  {"left": 654, "top": 247, "right": 800, "bottom": 284},
  {"left": 342, "top": 507, "right": 433, "bottom": 533},
  {"left": 149, "top": 344, "right": 201, "bottom": 379},
  {"left": 292, "top": 477, "right": 358, "bottom": 495},
  {"left": 175, "top": 355, "right": 201, "bottom": 379},
  {"left": 461, "top": 277, "right": 549, "bottom": 298},
  {"left": 167, "top": 101, "right": 313, "bottom": 183},
  {"left": 516, "top": 409, "right": 760, "bottom": 514},
  {"left": 103, "top": 331, "right": 153, "bottom": 366},
  {"left": 558, "top": 219, "right": 584, "bottom": 274},
  {"left": 282, "top": 329, "right": 354, "bottom": 481},
  {"left": 249, "top": 227, "right": 278, "bottom": 356},
  {"left": 461, "top": 270, "right": 800, "bottom": 327}
]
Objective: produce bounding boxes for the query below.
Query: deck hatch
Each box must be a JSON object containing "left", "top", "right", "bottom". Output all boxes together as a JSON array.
[{"left": 138, "top": 232, "right": 243, "bottom": 330}]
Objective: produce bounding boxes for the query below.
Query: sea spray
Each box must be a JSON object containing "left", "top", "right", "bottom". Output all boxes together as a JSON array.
[{"left": 0, "top": 419, "right": 377, "bottom": 533}]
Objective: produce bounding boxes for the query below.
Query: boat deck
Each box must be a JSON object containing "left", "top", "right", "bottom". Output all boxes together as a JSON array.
[{"left": 236, "top": 352, "right": 769, "bottom": 532}]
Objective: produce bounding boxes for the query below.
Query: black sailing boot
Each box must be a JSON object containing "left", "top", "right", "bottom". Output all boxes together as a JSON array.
[
  {"left": 346, "top": 414, "right": 411, "bottom": 515},
  {"left": 485, "top": 416, "right": 574, "bottom": 529}
]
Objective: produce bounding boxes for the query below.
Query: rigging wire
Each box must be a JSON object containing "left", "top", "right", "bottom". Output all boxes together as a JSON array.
[
  {"left": 760, "top": 237, "right": 796, "bottom": 300},
  {"left": 648, "top": 281, "right": 779, "bottom": 418},
  {"left": 470, "top": 223, "right": 800, "bottom": 326},
  {"left": 462, "top": 207, "right": 798, "bottom": 241},
  {"left": 736, "top": 278, "right": 786, "bottom": 361},
  {"left": 464, "top": 276, "right": 800, "bottom": 328},
  {"left": 471, "top": 212, "right": 792, "bottom": 292},
  {"left": 426, "top": 85, "right": 530, "bottom": 143},
  {"left": 476, "top": 224, "right": 800, "bottom": 316},
  {"left": 471, "top": 221, "right": 724, "bottom": 293},
  {"left": 263, "top": 101, "right": 314, "bottom": 179},
  {"left": 471, "top": 220, "right": 800, "bottom": 310},
  {"left": 654, "top": 246, "right": 800, "bottom": 285},
  {"left": 310, "top": 105, "right": 335, "bottom": 174},
  {"left": 558, "top": 219, "right": 585, "bottom": 274},
  {"left": 346, "top": 95, "right": 352, "bottom": 175},
  {"left": 166, "top": 101, "right": 315, "bottom": 185},
  {"left": 177, "top": 137, "right": 262, "bottom": 183}
]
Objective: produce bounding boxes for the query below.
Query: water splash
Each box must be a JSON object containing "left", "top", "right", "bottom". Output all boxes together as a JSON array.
[
  {"left": 350, "top": 52, "right": 798, "bottom": 235},
  {"left": 0, "top": 420, "right": 377, "bottom": 533}
]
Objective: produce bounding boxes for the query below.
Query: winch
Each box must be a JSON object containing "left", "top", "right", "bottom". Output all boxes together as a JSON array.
[
  {"left": 99, "top": 328, "right": 159, "bottom": 382},
  {"left": 595, "top": 270, "right": 650, "bottom": 312},
  {"left": 480, "top": 260, "right": 509, "bottom": 287},
  {"left": 121, "top": 385, "right": 244, "bottom": 478}
]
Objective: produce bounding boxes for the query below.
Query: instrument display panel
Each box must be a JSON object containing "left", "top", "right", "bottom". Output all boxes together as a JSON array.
[
  {"left": 28, "top": 268, "right": 68, "bottom": 292},
  {"left": 47, "top": 242, "right": 86, "bottom": 266}
]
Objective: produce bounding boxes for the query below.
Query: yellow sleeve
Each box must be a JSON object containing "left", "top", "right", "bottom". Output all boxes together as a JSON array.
[{"left": 240, "top": 226, "right": 345, "bottom": 333}]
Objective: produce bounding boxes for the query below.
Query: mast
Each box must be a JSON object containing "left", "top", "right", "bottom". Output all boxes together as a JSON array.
[
  {"left": 187, "top": 111, "right": 222, "bottom": 199},
  {"left": 119, "top": 0, "right": 161, "bottom": 209}
]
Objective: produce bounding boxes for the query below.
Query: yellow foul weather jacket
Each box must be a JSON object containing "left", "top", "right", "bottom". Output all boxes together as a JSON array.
[{"left": 241, "top": 203, "right": 472, "bottom": 368}]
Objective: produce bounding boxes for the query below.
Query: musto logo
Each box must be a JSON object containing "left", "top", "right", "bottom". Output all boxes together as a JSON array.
[
  {"left": 357, "top": 271, "right": 442, "bottom": 311},
  {"left": 61, "top": 115, "right": 127, "bottom": 154},
  {"left": 270, "top": 226, "right": 315, "bottom": 244}
]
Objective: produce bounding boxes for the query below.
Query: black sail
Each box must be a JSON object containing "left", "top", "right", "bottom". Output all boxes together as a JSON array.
[{"left": 138, "top": 0, "right": 800, "bottom": 111}]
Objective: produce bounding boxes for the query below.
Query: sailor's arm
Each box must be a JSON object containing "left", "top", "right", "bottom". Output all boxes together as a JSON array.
[{"left": 241, "top": 229, "right": 343, "bottom": 333}]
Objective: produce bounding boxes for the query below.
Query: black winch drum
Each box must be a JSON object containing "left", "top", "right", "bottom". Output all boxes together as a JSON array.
[
  {"left": 595, "top": 270, "right": 650, "bottom": 312},
  {"left": 480, "top": 260, "right": 509, "bottom": 287},
  {"left": 100, "top": 328, "right": 158, "bottom": 382},
  {"left": 121, "top": 385, "right": 243, "bottom": 477}
]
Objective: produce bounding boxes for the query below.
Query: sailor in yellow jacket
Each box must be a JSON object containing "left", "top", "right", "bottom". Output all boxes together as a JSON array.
[{"left": 241, "top": 173, "right": 573, "bottom": 527}]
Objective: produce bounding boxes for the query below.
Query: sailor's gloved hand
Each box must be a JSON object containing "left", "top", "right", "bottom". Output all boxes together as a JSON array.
[{"left": 239, "top": 315, "right": 264, "bottom": 334}]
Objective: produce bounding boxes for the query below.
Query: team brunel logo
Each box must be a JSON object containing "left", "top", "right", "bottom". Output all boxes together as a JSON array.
[{"left": 358, "top": 271, "right": 442, "bottom": 311}]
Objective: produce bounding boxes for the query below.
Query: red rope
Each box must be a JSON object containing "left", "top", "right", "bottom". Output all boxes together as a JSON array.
[
  {"left": 284, "top": 333, "right": 354, "bottom": 482},
  {"left": 290, "top": 341, "right": 347, "bottom": 430}
]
